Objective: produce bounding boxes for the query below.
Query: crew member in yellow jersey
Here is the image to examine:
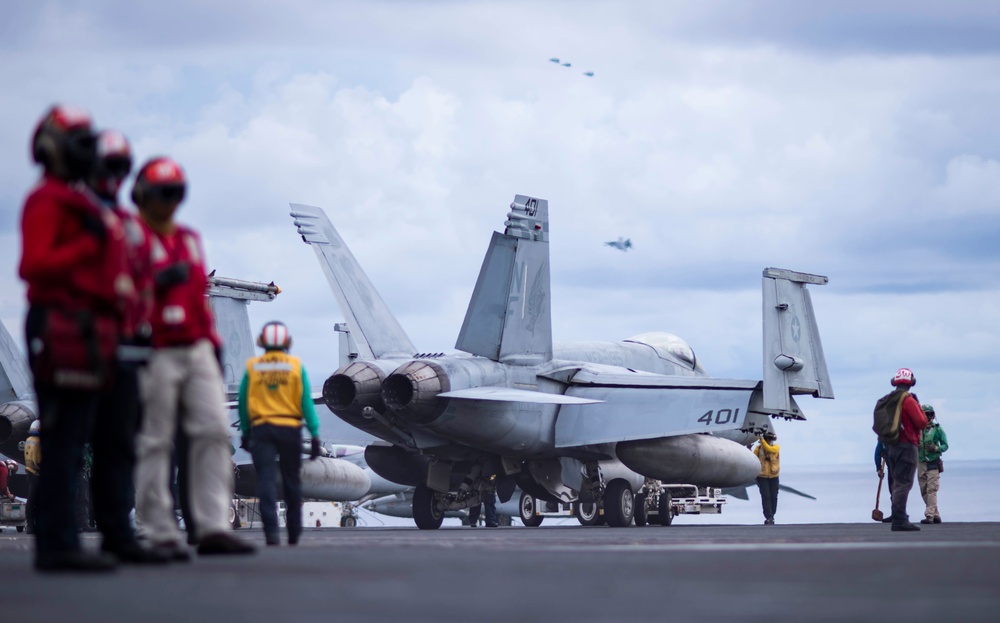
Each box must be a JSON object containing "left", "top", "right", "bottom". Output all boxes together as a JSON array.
[{"left": 238, "top": 321, "right": 321, "bottom": 546}]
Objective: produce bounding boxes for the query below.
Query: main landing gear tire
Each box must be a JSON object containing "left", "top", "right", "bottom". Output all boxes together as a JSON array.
[
  {"left": 658, "top": 490, "right": 674, "bottom": 526},
  {"left": 634, "top": 493, "right": 648, "bottom": 527},
  {"left": 519, "top": 492, "right": 544, "bottom": 527},
  {"left": 574, "top": 501, "right": 601, "bottom": 526},
  {"left": 341, "top": 515, "right": 357, "bottom": 527},
  {"left": 603, "top": 479, "right": 634, "bottom": 528},
  {"left": 413, "top": 484, "right": 445, "bottom": 530}
]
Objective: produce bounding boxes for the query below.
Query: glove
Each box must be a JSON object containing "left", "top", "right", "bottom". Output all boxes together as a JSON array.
[
  {"left": 240, "top": 436, "right": 250, "bottom": 451},
  {"left": 214, "top": 346, "right": 224, "bottom": 371},
  {"left": 877, "top": 469, "right": 884, "bottom": 478},
  {"left": 310, "top": 437, "right": 321, "bottom": 461},
  {"left": 79, "top": 212, "right": 107, "bottom": 241},
  {"left": 154, "top": 262, "right": 190, "bottom": 291}
]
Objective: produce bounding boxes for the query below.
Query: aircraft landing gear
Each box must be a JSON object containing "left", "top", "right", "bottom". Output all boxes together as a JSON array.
[
  {"left": 413, "top": 484, "right": 445, "bottom": 530},
  {"left": 519, "top": 492, "right": 544, "bottom": 527},
  {"left": 603, "top": 479, "right": 634, "bottom": 527},
  {"left": 574, "top": 501, "right": 602, "bottom": 526},
  {"left": 634, "top": 492, "right": 649, "bottom": 527}
]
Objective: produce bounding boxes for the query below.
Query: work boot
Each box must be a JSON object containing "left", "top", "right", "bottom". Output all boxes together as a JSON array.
[
  {"left": 881, "top": 517, "right": 893, "bottom": 523},
  {"left": 486, "top": 522, "right": 499, "bottom": 528},
  {"left": 102, "top": 540, "right": 171, "bottom": 565},
  {"left": 35, "top": 550, "right": 117, "bottom": 573},
  {"left": 891, "top": 522, "right": 921, "bottom": 532},
  {"left": 920, "top": 518, "right": 933, "bottom": 524},
  {"left": 152, "top": 541, "right": 191, "bottom": 562},
  {"left": 933, "top": 516, "right": 942, "bottom": 524},
  {"left": 197, "top": 533, "right": 255, "bottom": 555},
  {"left": 265, "top": 533, "right": 280, "bottom": 546}
]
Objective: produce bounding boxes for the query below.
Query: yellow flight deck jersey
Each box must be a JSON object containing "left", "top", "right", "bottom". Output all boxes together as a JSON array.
[
  {"left": 237, "top": 351, "right": 320, "bottom": 438},
  {"left": 754, "top": 437, "right": 780, "bottom": 478},
  {"left": 24, "top": 435, "right": 40, "bottom": 475}
]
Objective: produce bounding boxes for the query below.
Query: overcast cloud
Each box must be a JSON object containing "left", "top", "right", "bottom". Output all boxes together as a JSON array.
[{"left": 2, "top": 1, "right": 998, "bottom": 466}]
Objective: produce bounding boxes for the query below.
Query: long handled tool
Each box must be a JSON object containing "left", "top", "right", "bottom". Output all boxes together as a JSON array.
[{"left": 872, "top": 460, "right": 885, "bottom": 521}]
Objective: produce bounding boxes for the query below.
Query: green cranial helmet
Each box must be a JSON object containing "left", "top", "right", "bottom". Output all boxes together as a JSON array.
[{"left": 921, "top": 404, "right": 936, "bottom": 419}]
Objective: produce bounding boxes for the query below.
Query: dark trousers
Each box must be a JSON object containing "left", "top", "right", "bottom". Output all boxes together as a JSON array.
[
  {"left": 25, "top": 473, "right": 39, "bottom": 533},
  {"left": 250, "top": 424, "right": 303, "bottom": 542},
  {"left": 756, "top": 476, "right": 779, "bottom": 520},
  {"left": 27, "top": 306, "right": 137, "bottom": 555},
  {"left": 92, "top": 361, "right": 143, "bottom": 546},
  {"left": 468, "top": 492, "right": 497, "bottom": 525},
  {"left": 887, "top": 442, "right": 918, "bottom": 526}
]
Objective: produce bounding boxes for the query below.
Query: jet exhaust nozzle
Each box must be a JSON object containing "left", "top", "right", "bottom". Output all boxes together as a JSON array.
[
  {"left": 382, "top": 360, "right": 450, "bottom": 424},
  {"left": 324, "top": 361, "right": 387, "bottom": 411}
]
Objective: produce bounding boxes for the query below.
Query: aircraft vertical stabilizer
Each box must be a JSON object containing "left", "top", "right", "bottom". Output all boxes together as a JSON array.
[
  {"left": 290, "top": 204, "right": 416, "bottom": 360},
  {"left": 761, "top": 268, "right": 833, "bottom": 415},
  {"left": 208, "top": 275, "right": 281, "bottom": 398},
  {"left": 0, "top": 318, "right": 32, "bottom": 403},
  {"left": 456, "top": 195, "right": 552, "bottom": 364}
]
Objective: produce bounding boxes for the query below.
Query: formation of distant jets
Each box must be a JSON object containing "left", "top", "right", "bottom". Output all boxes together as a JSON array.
[{"left": 550, "top": 57, "right": 593, "bottom": 77}]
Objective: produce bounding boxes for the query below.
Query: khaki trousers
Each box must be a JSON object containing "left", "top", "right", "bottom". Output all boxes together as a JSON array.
[
  {"left": 917, "top": 461, "right": 941, "bottom": 520},
  {"left": 135, "top": 340, "right": 233, "bottom": 544}
]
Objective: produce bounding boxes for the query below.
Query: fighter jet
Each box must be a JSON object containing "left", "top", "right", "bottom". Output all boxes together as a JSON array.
[
  {"left": 583, "top": 72, "right": 595, "bottom": 77},
  {"left": 606, "top": 237, "right": 632, "bottom": 251},
  {"left": 290, "top": 196, "right": 833, "bottom": 529},
  {"left": 562, "top": 62, "right": 572, "bottom": 67},
  {"left": 0, "top": 318, "right": 36, "bottom": 465},
  {"left": 549, "top": 57, "right": 560, "bottom": 63}
]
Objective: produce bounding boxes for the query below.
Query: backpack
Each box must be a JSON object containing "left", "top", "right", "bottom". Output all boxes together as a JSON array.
[{"left": 873, "top": 389, "right": 908, "bottom": 444}]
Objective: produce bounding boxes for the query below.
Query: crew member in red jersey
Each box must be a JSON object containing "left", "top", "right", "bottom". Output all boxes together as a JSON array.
[
  {"left": 19, "top": 105, "right": 133, "bottom": 572},
  {"left": 131, "top": 157, "right": 254, "bottom": 558}
]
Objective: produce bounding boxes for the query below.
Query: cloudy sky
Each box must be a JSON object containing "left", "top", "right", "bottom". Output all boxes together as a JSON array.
[{"left": 2, "top": 1, "right": 998, "bottom": 466}]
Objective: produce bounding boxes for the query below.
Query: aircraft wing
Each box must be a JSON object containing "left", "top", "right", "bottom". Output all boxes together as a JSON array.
[
  {"left": 439, "top": 387, "right": 601, "bottom": 405},
  {"left": 0, "top": 319, "right": 32, "bottom": 403},
  {"left": 548, "top": 364, "right": 760, "bottom": 448}
]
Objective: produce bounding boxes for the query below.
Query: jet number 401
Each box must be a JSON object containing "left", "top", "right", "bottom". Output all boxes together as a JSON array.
[{"left": 698, "top": 408, "right": 740, "bottom": 426}]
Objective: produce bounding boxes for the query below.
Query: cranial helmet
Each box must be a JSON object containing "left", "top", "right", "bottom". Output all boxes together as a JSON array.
[
  {"left": 88, "top": 129, "right": 133, "bottom": 200},
  {"left": 891, "top": 367, "right": 916, "bottom": 387},
  {"left": 5, "top": 460, "right": 17, "bottom": 474},
  {"left": 29, "top": 420, "right": 40, "bottom": 436},
  {"left": 131, "top": 156, "right": 186, "bottom": 207},
  {"left": 258, "top": 321, "right": 292, "bottom": 351},
  {"left": 31, "top": 104, "right": 97, "bottom": 180},
  {"left": 921, "top": 404, "right": 936, "bottom": 419}
]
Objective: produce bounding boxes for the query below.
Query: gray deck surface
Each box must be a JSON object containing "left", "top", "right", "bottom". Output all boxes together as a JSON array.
[{"left": 2, "top": 523, "right": 998, "bottom": 622}]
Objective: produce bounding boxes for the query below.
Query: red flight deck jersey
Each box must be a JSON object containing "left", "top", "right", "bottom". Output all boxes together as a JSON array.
[
  {"left": 19, "top": 175, "right": 133, "bottom": 315},
  {"left": 144, "top": 222, "right": 221, "bottom": 349},
  {"left": 114, "top": 208, "right": 154, "bottom": 341},
  {"left": 898, "top": 393, "right": 929, "bottom": 446}
]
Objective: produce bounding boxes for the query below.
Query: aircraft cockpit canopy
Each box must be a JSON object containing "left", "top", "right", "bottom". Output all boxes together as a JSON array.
[{"left": 624, "top": 332, "right": 701, "bottom": 371}]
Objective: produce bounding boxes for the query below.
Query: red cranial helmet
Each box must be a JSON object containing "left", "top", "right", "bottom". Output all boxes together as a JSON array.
[
  {"left": 131, "top": 156, "right": 187, "bottom": 206},
  {"left": 257, "top": 321, "right": 292, "bottom": 351},
  {"left": 88, "top": 129, "right": 133, "bottom": 200},
  {"left": 891, "top": 367, "right": 916, "bottom": 387},
  {"left": 31, "top": 104, "right": 97, "bottom": 180}
]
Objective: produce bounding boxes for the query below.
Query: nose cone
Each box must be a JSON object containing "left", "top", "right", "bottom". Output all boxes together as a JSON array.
[{"left": 382, "top": 360, "right": 450, "bottom": 424}]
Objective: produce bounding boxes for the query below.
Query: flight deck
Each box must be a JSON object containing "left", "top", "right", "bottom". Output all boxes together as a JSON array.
[{"left": 2, "top": 523, "right": 998, "bottom": 622}]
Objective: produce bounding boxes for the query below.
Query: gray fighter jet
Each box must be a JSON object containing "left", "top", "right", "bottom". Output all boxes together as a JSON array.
[
  {"left": 0, "top": 318, "right": 35, "bottom": 464},
  {"left": 290, "top": 196, "right": 833, "bottom": 529},
  {"left": 606, "top": 237, "right": 632, "bottom": 251}
]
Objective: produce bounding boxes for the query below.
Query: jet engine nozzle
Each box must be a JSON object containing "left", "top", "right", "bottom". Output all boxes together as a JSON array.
[
  {"left": 382, "top": 360, "right": 451, "bottom": 424},
  {"left": 324, "top": 362, "right": 386, "bottom": 411}
]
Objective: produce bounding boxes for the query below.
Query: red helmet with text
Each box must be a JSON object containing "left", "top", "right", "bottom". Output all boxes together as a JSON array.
[
  {"left": 891, "top": 367, "right": 916, "bottom": 387},
  {"left": 88, "top": 129, "right": 133, "bottom": 201},
  {"left": 131, "top": 156, "right": 187, "bottom": 207},
  {"left": 31, "top": 104, "right": 97, "bottom": 179},
  {"left": 257, "top": 321, "right": 292, "bottom": 351}
]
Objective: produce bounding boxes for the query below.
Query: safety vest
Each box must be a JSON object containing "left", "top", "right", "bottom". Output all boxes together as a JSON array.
[
  {"left": 245, "top": 351, "right": 305, "bottom": 428},
  {"left": 24, "top": 436, "right": 40, "bottom": 474}
]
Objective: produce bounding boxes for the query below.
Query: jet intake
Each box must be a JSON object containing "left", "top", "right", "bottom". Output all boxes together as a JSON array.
[
  {"left": 382, "top": 360, "right": 451, "bottom": 424},
  {"left": 616, "top": 434, "right": 760, "bottom": 488}
]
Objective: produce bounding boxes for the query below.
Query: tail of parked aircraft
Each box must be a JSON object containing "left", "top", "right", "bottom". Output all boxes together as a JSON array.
[
  {"left": 208, "top": 275, "right": 281, "bottom": 398},
  {"left": 456, "top": 195, "right": 552, "bottom": 365},
  {"left": 761, "top": 268, "right": 834, "bottom": 417},
  {"left": 290, "top": 204, "right": 416, "bottom": 361},
  {"left": 0, "top": 318, "right": 32, "bottom": 404}
]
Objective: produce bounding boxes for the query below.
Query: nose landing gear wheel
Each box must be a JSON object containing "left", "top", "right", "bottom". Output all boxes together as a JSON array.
[{"left": 413, "top": 484, "right": 445, "bottom": 530}]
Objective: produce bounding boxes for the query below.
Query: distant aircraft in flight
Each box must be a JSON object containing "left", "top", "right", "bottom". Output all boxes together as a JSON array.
[
  {"left": 605, "top": 237, "right": 633, "bottom": 252},
  {"left": 549, "top": 57, "right": 560, "bottom": 63},
  {"left": 561, "top": 62, "right": 571, "bottom": 67}
]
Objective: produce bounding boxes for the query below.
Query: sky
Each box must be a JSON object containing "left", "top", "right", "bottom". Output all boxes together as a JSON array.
[{"left": 1, "top": 1, "right": 999, "bottom": 466}]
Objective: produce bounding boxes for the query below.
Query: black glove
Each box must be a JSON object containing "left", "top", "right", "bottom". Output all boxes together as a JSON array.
[
  {"left": 79, "top": 212, "right": 107, "bottom": 241},
  {"left": 240, "top": 436, "right": 250, "bottom": 451},
  {"left": 154, "top": 262, "right": 190, "bottom": 291},
  {"left": 310, "top": 437, "right": 321, "bottom": 461}
]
